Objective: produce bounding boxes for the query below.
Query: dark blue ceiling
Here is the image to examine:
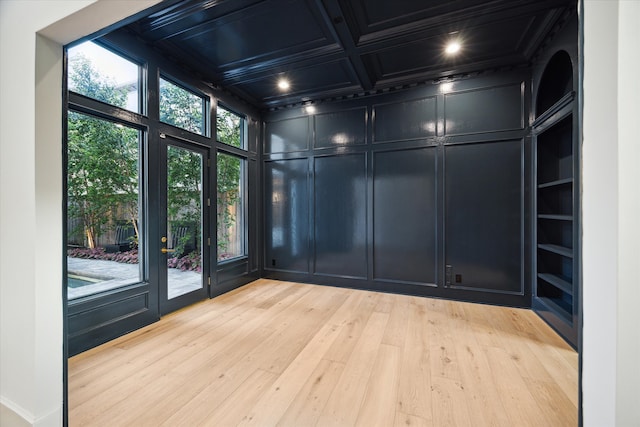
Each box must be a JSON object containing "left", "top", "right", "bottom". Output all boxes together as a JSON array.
[{"left": 125, "top": 0, "right": 575, "bottom": 110}]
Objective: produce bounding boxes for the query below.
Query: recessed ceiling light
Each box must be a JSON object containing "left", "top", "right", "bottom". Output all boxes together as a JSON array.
[
  {"left": 439, "top": 82, "right": 454, "bottom": 93},
  {"left": 278, "top": 79, "right": 290, "bottom": 90},
  {"left": 445, "top": 41, "right": 461, "bottom": 55}
]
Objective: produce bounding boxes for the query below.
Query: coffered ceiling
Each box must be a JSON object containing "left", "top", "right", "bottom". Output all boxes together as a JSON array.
[{"left": 124, "top": 0, "right": 575, "bottom": 109}]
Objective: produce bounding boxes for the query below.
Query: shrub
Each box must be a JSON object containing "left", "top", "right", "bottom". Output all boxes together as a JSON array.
[{"left": 67, "top": 247, "right": 202, "bottom": 272}]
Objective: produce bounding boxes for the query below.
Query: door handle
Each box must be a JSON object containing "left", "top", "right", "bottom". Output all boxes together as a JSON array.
[{"left": 161, "top": 247, "right": 175, "bottom": 254}]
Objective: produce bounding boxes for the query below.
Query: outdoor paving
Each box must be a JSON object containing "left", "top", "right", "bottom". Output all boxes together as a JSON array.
[{"left": 67, "top": 257, "right": 202, "bottom": 300}]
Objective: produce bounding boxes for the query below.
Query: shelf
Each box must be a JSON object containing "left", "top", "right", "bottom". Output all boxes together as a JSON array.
[
  {"left": 532, "top": 92, "right": 575, "bottom": 130},
  {"left": 538, "top": 273, "right": 572, "bottom": 295},
  {"left": 531, "top": 92, "right": 575, "bottom": 130},
  {"left": 538, "top": 214, "right": 573, "bottom": 221},
  {"left": 536, "top": 115, "right": 573, "bottom": 184},
  {"left": 538, "top": 243, "right": 573, "bottom": 258},
  {"left": 536, "top": 296, "right": 573, "bottom": 323},
  {"left": 538, "top": 178, "right": 573, "bottom": 189}
]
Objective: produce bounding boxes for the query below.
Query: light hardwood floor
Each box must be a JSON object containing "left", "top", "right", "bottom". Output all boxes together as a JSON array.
[{"left": 69, "top": 279, "right": 578, "bottom": 426}]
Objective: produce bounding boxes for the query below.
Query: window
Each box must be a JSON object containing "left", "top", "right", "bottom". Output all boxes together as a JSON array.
[
  {"left": 68, "top": 41, "right": 140, "bottom": 113},
  {"left": 67, "top": 112, "right": 142, "bottom": 299},
  {"left": 216, "top": 105, "right": 247, "bottom": 261},
  {"left": 217, "top": 153, "right": 245, "bottom": 261},
  {"left": 159, "top": 77, "right": 206, "bottom": 135},
  {"left": 217, "top": 105, "right": 244, "bottom": 148}
]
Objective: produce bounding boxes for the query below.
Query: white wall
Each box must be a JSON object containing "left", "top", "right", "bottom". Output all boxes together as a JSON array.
[
  {"left": 615, "top": 1, "right": 640, "bottom": 426},
  {"left": 0, "top": 2, "right": 160, "bottom": 425},
  {"left": 582, "top": 0, "right": 640, "bottom": 426}
]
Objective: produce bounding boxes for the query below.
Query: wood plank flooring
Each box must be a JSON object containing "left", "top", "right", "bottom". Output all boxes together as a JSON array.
[{"left": 68, "top": 279, "right": 578, "bottom": 426}]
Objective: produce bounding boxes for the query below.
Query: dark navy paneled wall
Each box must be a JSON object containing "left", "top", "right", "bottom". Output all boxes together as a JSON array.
[
  {"left": 444, "top": 84, "right": 524, "bottom": 135},
  {"left": 314, "top": 154, "right": 368, "bottom": 278},
  {"left": 373, "top": 97, "right": 437, "bottom": 142},
  {"left": 265, "top": 117, "right": 310, "bottom": 153},
  {"left": 373, "top": 147, "right": 437, "bottom": 285},
  {"left": 444, "top": 141, "right": 524, "bottom": 293},
  {"left": 262, "top": 71, "right": 531, "bottom": 306},
  {"left": 315, "top": 108, "right": 367, "bottom": 148},
  {"left": 264, "top": 158, "right": 310, "bottom": 273}
]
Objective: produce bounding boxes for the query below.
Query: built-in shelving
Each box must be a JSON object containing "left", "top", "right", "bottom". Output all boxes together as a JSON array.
[
  {"left": 538, "top": 273, "right": 572, "bottom": 295},
  {"left": 538, "top": 243, "right": 573, "bottom": 258},
  {"left": 533, "top": 49, "right": 578, "bottom": 348},
  {"left": 538, "top": 214, "right": 573, "bottom": 221},
  {"left": 538, "top": 177, "right": 573, "bottom": 189}
]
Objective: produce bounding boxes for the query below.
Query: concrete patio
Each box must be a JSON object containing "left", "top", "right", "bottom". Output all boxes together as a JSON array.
[{"left": 67, "top": 257, "right": 202, "bottom": 300}]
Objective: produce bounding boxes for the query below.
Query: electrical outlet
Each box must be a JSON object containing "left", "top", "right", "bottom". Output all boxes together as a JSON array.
[
  {"left": 271, "top": 259, "right": 276, "bottom": 267},
  {"left": 455, "top": 274, "right": 462, "bottom": 283}
]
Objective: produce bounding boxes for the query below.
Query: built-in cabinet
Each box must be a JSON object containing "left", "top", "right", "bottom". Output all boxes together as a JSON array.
[{"left": 532, "top": 48, "right": 579, "bottom": 348}]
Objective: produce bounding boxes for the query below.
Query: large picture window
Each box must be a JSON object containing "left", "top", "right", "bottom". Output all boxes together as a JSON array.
[{"left": 66, "top": 112, "right": 142, "bottom": 299}]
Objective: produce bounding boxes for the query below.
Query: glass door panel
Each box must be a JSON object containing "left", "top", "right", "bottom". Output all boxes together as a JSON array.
[{"left": 160, "top": 139, "right": 208, "bottom": 313}]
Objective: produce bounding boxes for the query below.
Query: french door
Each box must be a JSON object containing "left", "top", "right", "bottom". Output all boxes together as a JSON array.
[{"left": 159, "top": 135, "right": 210, "bottom": 314}]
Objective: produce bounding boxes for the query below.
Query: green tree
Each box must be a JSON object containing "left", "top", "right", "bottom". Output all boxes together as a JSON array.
[
  {"left": 166, "top": 145, "right": 202, "bottom": 256},
  {"left": 216, "top": 108, "right": 242, "bottom": 258},
  {"left": 68, "top": 53, "right": 243, "bottom": 260},
  {"left": 216, "top": 153, "right": 241, "bottom": 257},
  {"left": 160, "top": 89, "right": 244, "bottom": 260},
  {"left": 160, "top": 79, "right": 205, "bottom": 258},
  {"left": 160, "top": 78, "right": 204, "bottom": 134},
  {"left": 67, "top": 55, "right": 139, "bottom": 249}
]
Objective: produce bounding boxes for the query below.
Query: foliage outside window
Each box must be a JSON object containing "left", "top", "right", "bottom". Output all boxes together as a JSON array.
[
  {"left": 160, "top": 77, "right": 205, "bottom": 135},
  {"left": 68, "top": 112, "right": 140, "bottom": 249},
  {"left": 67, "top": 45, "right": 142, "bottom": 298},
  {"left": 68, "top": 41, "right": 140, "bottom": 113},
  {"left": 217, "top": 106, "right": 243, "bottom": 148},
  {"left": 166, "top": 145, "right": 203, "bottom": 273},
  {"left": 216, "top": 106, "right": 246, "bottom": 261},
  {"left": 67, "top": 110, "right": 142, "bottom": 298},
  {"left": 217, "top": 153, "right": 244, "bottom": 261}
]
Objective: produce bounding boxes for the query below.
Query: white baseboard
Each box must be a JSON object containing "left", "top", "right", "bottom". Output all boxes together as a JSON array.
[
  {"left": 0, "top": 397, "right": 62, "bottom": 427},
  {"left": 0, "top": 398, "right": 31, "bottom": 427}
]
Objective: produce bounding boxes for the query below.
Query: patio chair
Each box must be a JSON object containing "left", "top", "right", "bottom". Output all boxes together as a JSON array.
[{"left": 104, "top": 224, "right": 136, "bottom": 253}]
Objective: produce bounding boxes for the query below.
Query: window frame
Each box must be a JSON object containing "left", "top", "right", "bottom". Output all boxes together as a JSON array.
[
  {"left": 216, "top": 150, "right": 248, "bottom": 263},
  {"left": 215, "top": 103, "right": 249, "bottom": 265},
  {"left": 67, "top": 39, "right": 145, "bottom": 116},
  {"left": 159, "top": 73, "right": 210, "bottom": 137},
  {"left": 65, "top": 109, "right": 147, "bottom": 299},
  {"left": 216, "top": 103, "right": 247, "bottom": 150}
]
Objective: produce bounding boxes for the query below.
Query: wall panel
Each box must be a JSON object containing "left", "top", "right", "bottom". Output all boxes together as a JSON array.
[
  {"left": 314, "top": 154, "right": 367, "bottom": 278},
  {"left": 373, "top": 97, "right": 437, "bottom": 142},
  {"left": 373, "top": 147, "right": 437, "bottom": 285},
  {"left": 444, "top": 140, "right": 523, "bottom": 294},
  {"left": 265, "top": 116, "right": 309, "bottom": 153},
  {"left": 264, "top": 158, "right": 309, "bottom": 272},
  {"left": 315, "top": 108, "right": 366, "bottom": 148},
  {"left": 444, "top": 83, "right": 523, "bottom": 135}
]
